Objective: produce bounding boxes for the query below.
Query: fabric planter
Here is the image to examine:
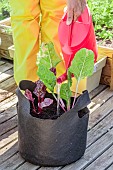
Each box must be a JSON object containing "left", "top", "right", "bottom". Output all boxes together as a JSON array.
[{"left": 16, "top": 81, "right": 91, "bottom": 166}]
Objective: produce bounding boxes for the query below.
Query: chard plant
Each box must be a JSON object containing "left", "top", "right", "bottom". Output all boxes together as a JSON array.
[{"left": 25, "top": 42, "right": 94, "bottom": 115}]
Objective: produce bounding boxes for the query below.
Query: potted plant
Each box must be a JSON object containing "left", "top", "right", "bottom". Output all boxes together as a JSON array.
[{"left": 16, "top": 42, "right": 94, "bottom": 166}]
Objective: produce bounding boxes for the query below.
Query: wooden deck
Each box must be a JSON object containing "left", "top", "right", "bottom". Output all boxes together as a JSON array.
[{"left": 0, "top": 58, "right": 113, "bottom": 170}]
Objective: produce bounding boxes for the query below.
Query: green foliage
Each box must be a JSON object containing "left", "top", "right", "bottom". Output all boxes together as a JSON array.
[
  {"left": 60, "top": 83, "right": 72, "bottom": 105},
  {"left": 37, "top": 42, "right": 94, "bottom": 110},
  {"left": 0, "top": 0, "right": 10, "bottom": 19},
  {"left": 37, "top": 42, "right": 60, "bottom": 92},
  {"left": 4, "top": 27, "right": 12, "bottom": 34},
  {"left": 69, "top": 48, "right": 94, "bottom": 81},
  {"left": 88, "top": 0, "right": 113, "bottom": 40},
  {"left": 60, "top": 70, "right": 72, "bottom": 107},
  {"left": 37, "top": 65, "right": 56, "bottom": 92},
  {"left": 37, "top": 42, "right": 61, "bottom": 69}
]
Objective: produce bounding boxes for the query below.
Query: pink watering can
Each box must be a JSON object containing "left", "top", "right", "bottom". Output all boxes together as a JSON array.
[{"left": 57, "top": 6, "right": 98, "bottom": 83}]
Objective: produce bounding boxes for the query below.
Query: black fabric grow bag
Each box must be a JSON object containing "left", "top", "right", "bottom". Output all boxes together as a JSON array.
[{"left": 16, "top": 80, "right": 91, "bottom": 166}]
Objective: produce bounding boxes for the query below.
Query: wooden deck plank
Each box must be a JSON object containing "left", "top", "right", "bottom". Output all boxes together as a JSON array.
[
  {"left": 0, "top": 115, "right": 17, "bottom": 136},
  {"left": 0, "top": 127, "right": 17, "bottom": 149},
  {"left": 88, "top": 96, "right": 113, "bottom": 130},
  {"left": 107, "top": 164, "right": 113, "bottom": 170},
  {"left": 0, "top": 76, "right": 16, "bottom": 90},
  {"left": 16, "top": 162, "right": 40, "bottom": 170},
  {"left": 39, "top": 167, "right": 61, "bottom": 170},
  {"left": 0, "top": 60, "right": 5, "bottom": 66},
  {"left": 0, "top": 94, "right": 17, "bottom": 113},
  {"left": 0, "top": 62, "right": 13, "bottom": 74},
  {"left": 87, "top": 111, "right": 113, "bottom": 147},
  {"left": 0, "top": 152, "right": 25, "bottom": 170},
  {"left": 0, "top": 68, "right": 13, "bottom": 83},
  {"left": 61, "top": 128, "right": 113, "bottom": 170},
  {"left": 110, "top": 55, "right": 113, "bottom": 90},
  {"left": 0, "top": 104, "right": 17, "bottom": 124},
  {"left": 0, "top": 84, "right": 17, "bottom": 103},
  {"left": 84, "top": 144, "right": 113, "bottom": 170},
  {"left": 88, "top": 88, "right": 113, "bottom": 117},
  {"left": 0, "top": 140, "right": 18, "bottom": 164},
  {"left": 89, "top": 84, "right": 107, "bottom": 99}
]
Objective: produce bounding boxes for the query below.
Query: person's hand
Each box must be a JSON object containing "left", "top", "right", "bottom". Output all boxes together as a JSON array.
[{"left": 66, "top": 0, "right": 87, "bottom": 25}]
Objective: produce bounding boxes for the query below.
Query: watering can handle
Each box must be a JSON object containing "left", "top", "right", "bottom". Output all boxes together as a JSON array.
[
  {"left": 68, "top": 24, "right": 73, "bottom": 46},
  {"left": 63, "top": 6, "right": 90, "bottom": 46}
]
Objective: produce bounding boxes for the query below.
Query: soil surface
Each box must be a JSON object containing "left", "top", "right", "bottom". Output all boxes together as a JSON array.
[
  {"left": 30, "top": 93, "right": 65, "bottom": 120},
  {"left": 30, "top": 100, "right": 64, "bottom": 120},
  {"left": 97, "top": 38, "right": 113, "bottom": 48}
]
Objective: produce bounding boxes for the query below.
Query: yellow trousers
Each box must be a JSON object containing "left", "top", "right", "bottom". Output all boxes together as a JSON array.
[{"left": 10, "top": 0, "right": 66, "bottom": 84}]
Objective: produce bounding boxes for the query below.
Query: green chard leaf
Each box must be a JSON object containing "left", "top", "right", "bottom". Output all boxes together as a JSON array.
[
  {"left": 69, "top": 48, "right": 94, "bottom": 81},
  {"left": 37, "top": 65, "right": 56, "bottom": 92},
  {"left": 60, "top": 70, "right": 72, "bottom": 104},
  {"left": 37, "top": 43, "right": 51, "bottom": 69},
  {"left": 37, "top": 42, "right": 61, "bottom": 69},
  {"left": 60, "top": 83, "right": 72, "bottom": 104},
  {"left": 47, "top": 42, "right": 61, "bottom": 67},
  {"left": 67, "top": 70, "right": 72, "bottom": 87}
]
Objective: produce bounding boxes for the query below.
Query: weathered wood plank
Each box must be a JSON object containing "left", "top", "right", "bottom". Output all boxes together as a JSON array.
[
  {"left": 16, "top": 162, "right": 40, "bottom": 170},
  {"left": 0, "top": 84, "right": 17, "bottom": 102},
  {"left": 0, "top": 127, "right": 17, "bottom": 149},
  {"left": 98, "top": 46, "right": 113, "bottom": 58},
  {"left": 84, "top": 145, "right": 113, "bottom": 170},
  {"left": 110, "top": 55, "right": 113, "bottom": 90},
  {"left": 0, "top": 94, "right": 17, "bottom": 113},
  {"left": 0, "top": 68, "right": 13, "bottom": 83},
  {"left": 62, "top": 128, "right": 113, "bottom": 170},
  {"left": 100, "top": 74, "right": 111, "bottom": 86},
  {"left": 39, "top": 167, "right": 61, "bottom": 170},
  {"left": 0, "top": 105, "right": 17, "bottom": 124},
  {"left": 0, "top": 76, "right": 16, "bottom": 91},
  {"left": 87, "top": 111, "right": 113, "bottom": 147},
  {"left": 0, "top": 17, "right": 11, "bottom": 25},
  {"left": 88, "top": 87, "right": 113, "bottom": 115},
  {"left": 0, "top": 115, "right": 17, "bottom": 136},
  {"left": 0, "top": 140, "right": 18, "bottom": 164},
  {"left": 101, "top": 58, "right": 111, "bottom": 77},
  {"left": 0, "top": 60, "right": 5, "bottom": 66},
  {"left": 88, "top": 97, "right": 113, "bottom": 130},
  {"left": 0, "top": 49, "right": 12, "bottom": 60},
  {"left": 107, "top": 164, "right": 113, "bottom": 170},
  {"left": 0, "top": 62, "right": 13, "bottom": 74},
  {"left": 0, "top": 152, "right": 25, "bottom": 170},
  {"left": 89, "top": 84, "right": 107, "bottom": 99}
]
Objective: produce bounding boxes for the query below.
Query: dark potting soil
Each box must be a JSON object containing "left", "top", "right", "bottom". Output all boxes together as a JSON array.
[
  {"left": 30, "top": 100, "right": 64, "bottom": 120},
  {"left": 29, "top": 93, "right": 89, "bottom": 120}
]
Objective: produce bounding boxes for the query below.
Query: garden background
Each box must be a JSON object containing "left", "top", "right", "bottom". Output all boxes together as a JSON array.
[{"left": 0, "top": 0, "right": 113, "bottom": 47}]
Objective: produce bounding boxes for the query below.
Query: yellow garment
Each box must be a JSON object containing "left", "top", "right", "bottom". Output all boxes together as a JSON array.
[{"left": 10, "top": 0, "right": 66, "bottom": 84}]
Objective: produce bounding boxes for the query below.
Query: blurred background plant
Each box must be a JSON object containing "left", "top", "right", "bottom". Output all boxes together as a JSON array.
[
  {"left": 88, "top": 0, "right": 113, "bottom": 41},
  {"left": 0, "top": 0, "right": 113, "bottom": 42},
  {"left": 0, "top": 0, "right": 10, "bottom": 20}
]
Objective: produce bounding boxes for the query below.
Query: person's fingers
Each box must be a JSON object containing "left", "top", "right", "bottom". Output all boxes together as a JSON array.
[
  {"left": 81, "top": 0, "right": 87, "bottom": 12},
  {"left": 66, "top": 0, "right": 87, "bottom": 24},
  {"left": 66, "top": 9, "right": 73, "bottom": 25},
  {"left": 73, "top": 1, "right": 81, "bottom": 21}
]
